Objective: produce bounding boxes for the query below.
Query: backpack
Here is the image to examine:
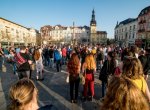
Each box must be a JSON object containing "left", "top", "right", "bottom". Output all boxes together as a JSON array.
[
  {"left": 34, "top": 50, "right": 40, "bottom": 61},
  {"left": 54, "top": 50, "right": 61, "bottom": 60},
  {"left": 15, "top": 53, "right": 26, "bottom": 68},
  {"left": 114, "top": 67, "right": 121, "bottom": 77}
]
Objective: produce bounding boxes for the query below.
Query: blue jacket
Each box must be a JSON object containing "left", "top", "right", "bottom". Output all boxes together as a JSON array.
[{"left": 54, "top": 50, "right": 61, "bottom": 61}]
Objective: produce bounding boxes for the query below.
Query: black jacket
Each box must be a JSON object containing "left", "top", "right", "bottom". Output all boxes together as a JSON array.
[
  {"left": 144, "top": 54, "right": 150, "bottom": 75},
  {"left": 138, "top": 55, "right": 147, "bottom": 72},
  {"left": 99, "top": 60, "right": 109, "bottom": 83}
]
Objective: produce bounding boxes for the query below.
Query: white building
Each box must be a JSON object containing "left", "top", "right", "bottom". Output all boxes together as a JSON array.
[
  {"left": 40, "top": 25, "right": 90, "bottom": 44},
  {"left": 41, "top": 10, "right": 107, "bottom": 45},
  {"left": 0, "top": 17, "right": 39, "bottom": 47},
  {"left": 115, "top": 18, "right": 138, "bottom": 47}
]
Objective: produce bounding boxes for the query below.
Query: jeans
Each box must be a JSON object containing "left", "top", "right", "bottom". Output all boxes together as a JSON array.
[
  {"left": 102, "top": 81, "right": 107, "bottom": 97},
  {"left": 56, "top": 60, "right": 61, "bottom": 72},
  {"left": 70, "top": 77, "right": 80, "bottom": 100},
  {"left": 36, "top": 70, "right": 43, "bottom": 79},
  {"left": 62, "top": 56, "right": 66, "bottom": 65},
  {"left": 49, "top": 58, "right": 54, "bottom": 68}
]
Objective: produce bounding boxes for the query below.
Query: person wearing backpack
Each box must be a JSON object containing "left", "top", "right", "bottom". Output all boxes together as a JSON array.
[
  {"left": 54, "top": 48, "right": 62, "bottom": 72},
  {"left": 15, "top": 46, "right": 32, "bottom": 79}
]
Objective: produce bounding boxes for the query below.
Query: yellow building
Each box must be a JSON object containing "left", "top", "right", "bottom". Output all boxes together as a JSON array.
[{"left": 0, "top": 17, "right": 39, "bottom": 47}]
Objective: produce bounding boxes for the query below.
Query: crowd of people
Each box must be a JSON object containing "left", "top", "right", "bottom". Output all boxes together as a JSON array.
[{"left": 0, "top": 44, "right": 150, "bottom": 110}]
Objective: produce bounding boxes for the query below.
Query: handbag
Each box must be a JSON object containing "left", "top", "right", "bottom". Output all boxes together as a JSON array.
[
  {"left": 30, "top": 64, "right": 35, "bottom": 70},
  {"left": 66, "top": 75, "right": 69, "bottom": 83},
  {"left": 79, "top": 73, "right": 85, "bottom": 85},
  {"left": 2, "top": 64, "right": 6, "bottom": 73}
]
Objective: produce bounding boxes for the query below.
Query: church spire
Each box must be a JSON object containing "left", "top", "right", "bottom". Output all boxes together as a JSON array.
[{"left": 90, "top": 9, "right": 96, "bottom": 26}]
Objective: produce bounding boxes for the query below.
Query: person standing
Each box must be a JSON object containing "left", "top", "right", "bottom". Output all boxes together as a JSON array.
[
  {"left": 67, "top": 53, "right": 81, "bottom": 103},
  {"left": 49, "top": 46, "right": 54, "bottom": 68},
  {"left": 54, "top": 48, "right": 62, "bottom": 72},
  {"left": 0, "top": 47, "right": 4, "bottom": 71},
  {"left": 8, "top": 78, "right": 53, "bottom": 110},
  {"left": 62, "top": 46, "right": 67, "bottom": 65},
  {"left": 82, "top": 54, "right": 96, "bottom": 101},
  {"left": 34, "top": 47, "right": 44, "bottom": 81},
  {"left": 15, "top": 46, "right": 32, "bottom": 79},
  {"left": 144, "top": 49, "right": 150, "bottom": 80},
  {"left": 101, "top": 76, "right": 149, "bottom": 110},
  {"left": 99, "top": 51, "right": 117, "bottom": 99},
  {"left": 122, "top": 57, "right": 150, "bottom": 102}
]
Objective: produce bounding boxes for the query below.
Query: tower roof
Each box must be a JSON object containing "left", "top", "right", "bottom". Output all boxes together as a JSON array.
[{"left": 90, "top": 9, "right": 96, "bottom": 26}]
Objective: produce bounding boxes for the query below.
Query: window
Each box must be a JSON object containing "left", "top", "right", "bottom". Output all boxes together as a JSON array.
[
  {"left": 132, "top": 34, "right": 134, "bottom": 39},
  {"left": 125, "top": 27, "right": 127, "bottom": 31},
  {"left": 130, "top": 26, "right": 132, "bottom": 30},
  {"left": 148, "top": 19, "right": 150, "bottom": 29},
  {"left": 133, "top": 25, "right": 135, "bottom": 30}
]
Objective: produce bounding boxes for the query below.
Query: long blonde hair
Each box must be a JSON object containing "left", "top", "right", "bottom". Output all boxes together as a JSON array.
[
  {"left": 122, "top": 57, "right": 143, "bottom": 79},
  {"left": 84, "top": 54, "right": 96, "bottom": 70},
  {"left": 101, "top": 76, "right": 149, "bottom": 110},
  {"left": 8, "top": 78, "right": 37, "bottom": 110}
]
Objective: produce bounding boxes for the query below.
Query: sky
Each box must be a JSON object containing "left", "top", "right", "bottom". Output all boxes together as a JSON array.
[{"left": 0, "top": 0, "right": 150, "bottom": 38}]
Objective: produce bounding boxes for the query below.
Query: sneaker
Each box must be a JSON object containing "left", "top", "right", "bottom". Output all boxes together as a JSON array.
[
  {"left": 40, "top": 78, "right": 44, "bottom": 81},
  {"left": 100, "top": 97, "right": 104, "bottom": 102},
  {"left": 89, "top": 96, "right": 93, "bottom": 101},
  {"left": 81, "top": 97, "right": 86, "bottom": 102},
  {"left": 74, "top": 100, "right": 77, "bottom": 103},
  {"left": 70, "top": 100, "right": 74, "bottom": 103}
]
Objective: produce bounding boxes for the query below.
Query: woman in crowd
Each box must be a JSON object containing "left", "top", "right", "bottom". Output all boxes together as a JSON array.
[
  {"left": 82, "top": 53, "right": 96, "bottom": 101},
  {"left": 8, "top": 78, "right": 53, "bottom": 110},
  {"left": 99, "top": 51, "right": 117, "bottom": 99},
  {"left": 67, "top": 53, "right": 81, "bottom": 103},
  {"left": 34, "top": 47, "right": 44, "bottom": 81},
  {"left": 101, "top": 76, "right": 149, "bottom": 110},
  {"left": 122, "top": 57, "right": 150, "bottom": 102}
]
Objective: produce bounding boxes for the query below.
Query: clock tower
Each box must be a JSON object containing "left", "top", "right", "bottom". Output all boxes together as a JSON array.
[{"left": 90, "top": 9, "right": 97, "bottom": 43}]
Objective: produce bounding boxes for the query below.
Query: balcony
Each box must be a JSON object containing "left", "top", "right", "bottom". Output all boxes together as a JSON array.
[
  {"left": 138, "top": 29, "right": 145, "bottom": 33},
  {"left": 138, "top": 20, "right": 146, "bottom": 24}
]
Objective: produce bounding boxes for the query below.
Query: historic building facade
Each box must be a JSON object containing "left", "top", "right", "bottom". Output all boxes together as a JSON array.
[
  {"left": 40, "top": 25, "right": 90, "bottom": 45},
  {"left": 114, "top": 18, "right": 138, "bottom": 47},
  {"left": 41, "top": 9, "right": 107, "bottom": 45},
  {"left": 0, "top": 17, "right": 39, "bottom": 47},
  {"left": 90, "top": 9, "right": 107, "bottom": 44},
  {"left": 136, "top": 6, "right": 150, "bottom": 48},
  {"left": 114, "top": 5, "right": 150, "bottom": 48}
]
